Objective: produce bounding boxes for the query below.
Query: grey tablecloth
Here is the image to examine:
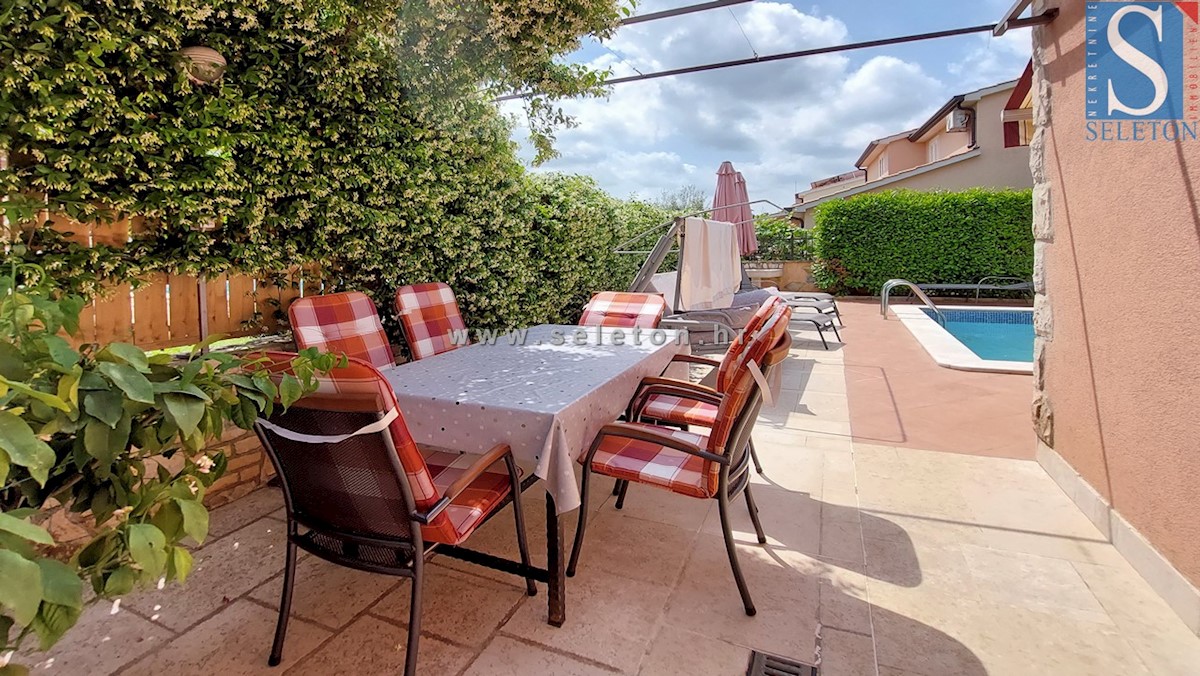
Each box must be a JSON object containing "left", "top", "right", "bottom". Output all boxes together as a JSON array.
[{"left": 380, "top": 324, "right": 685, "bottom": 513}]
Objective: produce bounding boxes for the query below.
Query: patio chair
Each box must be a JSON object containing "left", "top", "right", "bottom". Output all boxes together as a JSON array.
[
  {"left": 251, "top": 352, "right": 536, "bottom": 676},
  {"left": 394, "top": 282, "right": 468, "bottom": 360},
  {"left": 622, "top": 299, "right": 788, "bottom": 481},
  {"left": 567, "top": 309, "right": 792, "bottom": 616},
  {"left": 289, "top": 291, "right": 396, "bottom": 369},
  {"left": 578, "top": 291, "right": 668, "bottom": 328}
]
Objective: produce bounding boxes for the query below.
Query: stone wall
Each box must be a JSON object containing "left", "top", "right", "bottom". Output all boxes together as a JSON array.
[{"left": 751, "top": 260, "right": 819, "bottom": 292}]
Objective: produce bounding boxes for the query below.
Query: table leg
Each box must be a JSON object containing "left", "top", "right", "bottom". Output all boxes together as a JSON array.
[{"left": 545, "top": 492, "right": 566, "bottom": 627}]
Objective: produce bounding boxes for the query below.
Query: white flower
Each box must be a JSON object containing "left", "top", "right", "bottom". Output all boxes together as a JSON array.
[
  {"left": 110, "top": 599, "right": 122, "bottom": 615},
  {"left": 196, "top": 455, "right": 215, "bottom": 474},
  {"left": 113, "top": 506, "right": 133, "bottom": 520}
]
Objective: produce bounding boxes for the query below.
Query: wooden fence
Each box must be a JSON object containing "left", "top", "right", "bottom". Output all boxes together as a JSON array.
[{"left": 48, "top": 216, "right": 318, "bottom": 350}]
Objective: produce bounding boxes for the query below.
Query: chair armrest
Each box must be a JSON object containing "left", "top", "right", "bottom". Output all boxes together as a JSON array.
[
  {"left": 590, "top": 423, "right": 727, "bottom": 465},
  {"left": 670, "top": 354, "right": 721, "bottom": 367},
  {"left": 415, "top": 443, "right": 512, "bottom": 523},
  {"left": 629, "top": 378, "right": 722, "bottom": 419},
  {"left": 639, "top": 377, "right": 721, "bottom": 399}
]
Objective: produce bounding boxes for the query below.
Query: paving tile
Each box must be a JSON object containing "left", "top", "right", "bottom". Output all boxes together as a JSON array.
[
  {"left": 371, "top": 564, "right": 525, "bottom": 647},
  {"left": 502, "top": 568, "right": 671, "bottom": 673},
  {"left": 464, "top": 635, "right": 616, "bottom": 676},
  {"left": 568, "top": 508, "right": 697, "bottom": 586},
  {"left": 637, "top": 625, "right": 750, "bottom": 676},
  {"left": 1073, "top": 561, "right": 1200, "bottom": 675},
  {"left": 699, "top": 485, "right": 821, "bottom": 553},
  {"left": 121, "top": 599, "right": 328, "bottom": 675},
  {"left": 819, "top": 518, "right": 864, "bottom": 564},
  {"left": 863, "top": 537, "right": 974, "bottom": 595},
  {"left": 249, "top": 555, "right": 399, "bottom": 630},
  {"left": 819, "top": 628, "right": 875, "bottom": 676},
  {"left": 817, "top": 576, "right": 873, "bottom": 635},
  {"left": 207, "top": 487, "right": 285, "bottom": 540},
  {"left": 598, "top": 480, "right": 713, "bottom": 533},
  {"left": 286, "top": 615, "right": 473, "bottom": 676},
  {"left": 664, "top": 540, "right": 819, "bottom": 661},
  {"left": 127, "top": 519, "right": 287, "bottom": 631},
  {"left": 960, "top": 545, "right": 1111, "bottom": 623},
  {"left": 21, "top": 598, "right": 174, "bottom": 674}
]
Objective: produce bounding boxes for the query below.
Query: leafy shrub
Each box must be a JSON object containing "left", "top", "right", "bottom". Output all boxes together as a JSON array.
[
  {"left": 748, "top": 216, "right": 813, "bottom": 261},
  {"left": 0, "top": 254, "right": 338, "bottom": 662},
  {"left": 810, "top": 189, "right": 1033, "bottom": 294}
]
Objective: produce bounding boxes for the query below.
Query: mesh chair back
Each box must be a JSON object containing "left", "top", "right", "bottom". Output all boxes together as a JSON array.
[
  {"left": 289, "top": 292, "right": 395, "bottom": 369},
  {"left": 395, "top": 283, "right": 468, "bottom": 361},
  {"left": 252, "top": 352, "right": 447, "bottom": 541},
  {"left": 579, "top": 292, "right": 668, "bottom": 328}
]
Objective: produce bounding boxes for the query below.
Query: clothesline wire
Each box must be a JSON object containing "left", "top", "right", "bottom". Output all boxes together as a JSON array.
[
  {"left": 728, "top": 7, "right": 758, "bottom": 59},
  {"left": 493, "top": 12, "right": 1056, "bottom": 102}
]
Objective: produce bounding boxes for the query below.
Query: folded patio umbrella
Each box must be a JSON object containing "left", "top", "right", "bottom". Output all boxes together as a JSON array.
[{"left": 711, "top": 161, "right": 758, "bottom": 257}]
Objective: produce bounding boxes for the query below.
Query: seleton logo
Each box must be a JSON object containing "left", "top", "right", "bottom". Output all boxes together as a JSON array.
[{"left": 1086, "top": 1, "right": 1200, "bottom": 141}]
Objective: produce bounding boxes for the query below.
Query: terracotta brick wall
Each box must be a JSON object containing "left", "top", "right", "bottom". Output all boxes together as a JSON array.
[{"left": 205, "top": 427, "right": 274, "bottom": 508}]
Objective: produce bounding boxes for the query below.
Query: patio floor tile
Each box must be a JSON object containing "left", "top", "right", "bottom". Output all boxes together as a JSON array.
[
  {"left": 370, "top": 564, "right": 526, "bottom": 647},
  {"left": 249, "top": 555, "right": 400, "bottom": 630},
  {"left": 663, "top": 540, "right": 819, "bottom": 662},
  {"left": 501, "top": 567, "right": 672, "bottom": 672},
  {"left": 569, "top": 508, "right": 698, "bottom": 587},
  {"left": 207, "top": 487, "right": 285, "bottom": 540},
  {"left": 464, "top": 636, "right": 617, "bottom": 676},
  {"left": 126, "top": 519, "right": 288, "bottom": 631},
  {"left": 636, "top": 625, "right": 750, "bottom": 675},
  {"left": 286, "top": 614, "right": 473, "bottom": 675},
  {"left": 121, "top": 599, "right": 328, "bottom": 674},
  {"left": 819, "top": 627, "right": 876, "bottom": 676},
  {"left": 22, "top": 598, "right": 174, "bottom": 674}
]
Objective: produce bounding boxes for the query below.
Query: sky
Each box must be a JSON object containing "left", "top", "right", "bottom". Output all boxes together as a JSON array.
[{"left": 501, "top": 0, "right": 1032, "bottom": 208}]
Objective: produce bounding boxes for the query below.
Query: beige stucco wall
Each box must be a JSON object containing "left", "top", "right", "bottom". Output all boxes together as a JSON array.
[
  {"left": 925, "top": 124, "right": 972, "bottom": 161},
  {"left": 1033, "top": 0, "right": 1200, "bottom": 586},
  {"left": 882, "top": 139, "right": 927, "bottom": 176}
]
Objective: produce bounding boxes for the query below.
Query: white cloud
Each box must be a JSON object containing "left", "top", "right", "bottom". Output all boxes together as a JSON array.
[
  {"left": 508, "top": 2, "right": 950, "bottom": 205},
  {"left": 948, "top": 30, "right": 1032, "bottom": 91}
]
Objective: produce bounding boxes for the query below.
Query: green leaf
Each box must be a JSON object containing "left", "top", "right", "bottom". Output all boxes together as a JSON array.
[
  {"left": 174, "top": 499, "right": 209, "bottom": 545},
  {"left": 102, "top": 565, "right": 137, "bottom": 597},
  {"left": 0, "top": 342, "right": 28, "bottom": 381},
  {"left": 97, "top": 362, "right": 154, "bottom": 403},
  {"left": 169, "top": 546, "right": 194, "bottom": 583},
  {"left": 0, "top": 663, "right": 31, "bottom": 676},
  {"left": 83, "top": 415, "right": 130, "bottom": 466},
  {"left": 279, "top": 373, "right": 303, "bottom": 408},
  {"left": 151, "top": 381, "right": 212, "bottom": 402},
  {"left": 0, "top": 449, "right": 9, "bottom": 486},
  {"left": 127, "top": 523, "right": 168, "bottom": 580},
  {"left": 36, "top": 559, "right": 83, "bottom": 609},
  {"left": 0, "top": 411, "right": 55, "bottom": 485},
  {"left": 0, "top": 512, "right": 54, "bottom": 545},
  {"left": 30, "top": 600, "right": 81, "bottom": 651},
  {"left": 0, "top": 549, "right": 43, "bottom": 626},
  {"left": 42, "top": 335, "right": 80, "bottom": 369},
  {"left": 151, "top": 499, "right": 184, "bottom": 541},
  {"left": 97, "top": 342, "right": 150, "bottom": 372},
  {"left": 83, "top": 390, "right": 124, "bottom": 427},
  {"left": 161, "top": 393, "right": 205, "bottom": 436},
  {"left": 0, "top": 376, "right": 70, "bottom": 412}
]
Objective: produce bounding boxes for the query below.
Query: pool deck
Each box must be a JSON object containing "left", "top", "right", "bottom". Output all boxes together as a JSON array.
[{"left": 837, "top": 299, "right": 1036, "bottom": 460}]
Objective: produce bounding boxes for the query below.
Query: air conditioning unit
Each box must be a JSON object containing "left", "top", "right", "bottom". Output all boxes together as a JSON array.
[{"left": 946, "top": 108, "right": 971, "bottom": 132}]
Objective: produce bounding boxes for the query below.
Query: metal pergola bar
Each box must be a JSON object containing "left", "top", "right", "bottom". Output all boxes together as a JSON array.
[{"left": 620, "top": 0, "right": 755, "bottom": 27}]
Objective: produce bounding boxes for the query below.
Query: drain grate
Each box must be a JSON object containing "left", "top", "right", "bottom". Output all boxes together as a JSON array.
[{"left": 746, "top": 651, "right": 819, "bottom": 676}]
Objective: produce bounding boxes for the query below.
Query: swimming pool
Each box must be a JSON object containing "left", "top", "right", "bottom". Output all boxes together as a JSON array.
[
  {"left": 921, "top": 308, "right": 1034, "bottom": 362},
  {"left": 890, "top": 305, "right": 1034, "bottom": 374}
]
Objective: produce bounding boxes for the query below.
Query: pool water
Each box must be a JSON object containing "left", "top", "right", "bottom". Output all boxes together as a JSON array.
[{"left": 921, "top": 308, "right": 1034, "bottom": 362}]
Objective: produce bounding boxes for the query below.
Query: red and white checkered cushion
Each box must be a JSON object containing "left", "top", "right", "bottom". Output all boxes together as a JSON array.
[
  {"left": 639, "top": 393, "right": 718, "bottom": 428},
  {"left": 421, "top": 447, "right": 516, "bottom": 545},
  {"left": 578, "top": 292, "right": 667, "bottom": 329},
  {"left": 395, "top": 283, "right": 468, "bottom": 361},
  {"left": 289, "top": 292, "right": 396, "bottom": 369},
  {"left": 589, "top": 423, "right": 717, "bottom": 499},
  {"left": 717, "top": 296, "right": 783, "bottom": 391}
]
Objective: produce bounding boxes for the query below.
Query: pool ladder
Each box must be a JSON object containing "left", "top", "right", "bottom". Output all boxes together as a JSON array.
[{"left": 880, "top": 279, "right": 946, "bottom": 326}]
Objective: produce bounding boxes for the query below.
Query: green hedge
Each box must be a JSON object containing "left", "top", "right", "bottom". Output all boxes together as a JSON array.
[
  {"left": 747, "top": 216, "right": 813, "bottom": 261},
  {"left": 810, "top": 189, "right": 1034, "bottom": 294}
]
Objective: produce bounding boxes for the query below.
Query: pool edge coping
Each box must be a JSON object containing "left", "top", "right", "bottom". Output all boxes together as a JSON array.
[{"left": 891, "top": 305, "right": 1034, "bottom": 375}]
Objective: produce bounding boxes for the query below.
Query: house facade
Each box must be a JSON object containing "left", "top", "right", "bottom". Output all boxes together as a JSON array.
[{"left": 789, "top": 79, "right": 1035, "bottom": 226}]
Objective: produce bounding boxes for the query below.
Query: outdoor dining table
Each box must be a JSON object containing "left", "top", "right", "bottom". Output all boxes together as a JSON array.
[{"left": 380, "top": 323, "right": 686, "bottom": 626}]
